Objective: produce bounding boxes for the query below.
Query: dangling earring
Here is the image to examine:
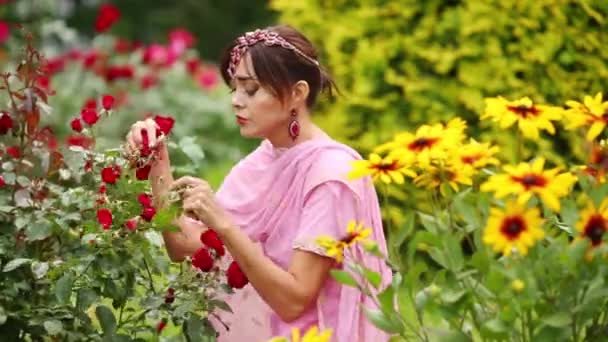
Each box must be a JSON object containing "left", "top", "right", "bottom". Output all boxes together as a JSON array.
[{"left": 288, "top": 108, "right": 300, "bottom": 141}]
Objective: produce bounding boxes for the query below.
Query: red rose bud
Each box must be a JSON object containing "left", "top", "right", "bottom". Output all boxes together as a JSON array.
[
  {"left": 84, "top": 159, "right": 93, "bottom": 172},
  {"left": 95, "top": 3, "right": 121, "bottom": 33},
  {"left": 98, "top": 184, "right": 107, "bottom": 194},
  {"left": 124, "top": 218, "right": 138, "bottom": 231},
  {"left": 137, "top": 193, "right": 153, "bottom": 208},
  {"left": 70, "top": 118, "right": 83, "bottom": 132},
  {"left": 226, "top": 261, "right": 248, "bottom": 289},
  {"left": 97, "top": 208, "right": 113, "bottom": 230},
  {"left": 153, "top": 115, "right": 175, "bottom": 136},
  {"left": 140, "top": 129, "right": 152, "bottom": 157},
  {"left": 6, "top": 146, "right": 20, "bottom": 159},
  {"left": 0, "top": 176, "right": 5, "bottom": 187},
  {"left": 101, "top": 166, "right": 121, "bottom": 184},
  {"left": 164, "top": 288, "right": 175, "bottom": 304},
  {"left": 136, "top": 164, "right": 152, "bottom": 180},
  {"left": 200, "top": 229, "right": 225, "bottom": 256},
  {"left": 0, "top": 111, "right": 14, "bottom": 134},
  {"left": 0, "top": 21, "right": 10, "bottom": 44},
  {"left": 81, "top": 108, "right": 99, "bottom": 125},
  {"left": 156, "top": 319, "right": 167, "bottom": 334},
  {"left": 191, "top": 248, "right": 214, "bottom": 272},
  {"left": 102, "top": 94, "right": 115, "bottom": 110},
  {"left": 84, "top": 98, "right": 97, "bottom": 110},
  {"left": 140, "top": 206, "right": 156, "bottom": 222}
]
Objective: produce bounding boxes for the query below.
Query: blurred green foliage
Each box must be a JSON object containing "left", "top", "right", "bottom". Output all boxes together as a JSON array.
[{"left": 272, "top": 0, "right": 608, "bottom": 155}]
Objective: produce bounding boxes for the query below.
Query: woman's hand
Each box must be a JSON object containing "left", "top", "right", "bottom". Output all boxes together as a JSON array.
[{"left": 170, "top": 176, "right": 232, "bottom": 232}]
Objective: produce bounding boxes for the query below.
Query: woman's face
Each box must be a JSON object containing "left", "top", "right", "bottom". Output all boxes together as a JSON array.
[{"left": 230, "top": 53, "right": 289, "bottom": 139}]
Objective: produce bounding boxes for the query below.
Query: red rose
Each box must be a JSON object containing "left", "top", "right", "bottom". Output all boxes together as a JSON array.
[
  {"left": 67, "top": 134, "right": 94, "bottom": 149},
  {"left": 0, "top": 111, "right": 13, "bottom": 134},
  {"left": 196, "top": 68, "right": 219, "bottom": 90},
  {"left": 156, "top": 319, "right": 167, "bottom": 334},
  {"left": 95, "top": 3, "right": 121, "bottom": 33},
  {"left": 153, "top": 115, "right": 175, "bottom": 136},
  {"left": 124, "top": 218, "right": 138, "bottom": 231},
  {"left": 84, "top": 98, "right": 97, "bottom": 110},
  {"left": 70, "top": 118, "right": 83, "bottom": 132},
  {"left": 136, "top": 164, "right": 152, "bottom": 180},
  {"left": 226, "top": 261, "right": 248, "bottom": 289},
  {"left": 0, "top": 176, "right": 5, "bottom": 187},
  {"left": 200, "top": 229, "right": 225, "bottom": 256},
  {"left": 81, "top": 108, "right": 99, "bottom": 125},
  {"left": 84, "top": 159, "right": 93, "bottom": 172},
  {"left": 191, "top": 248, "right": 214, "bottom": 272},
  {"left": 142, "top": 44, "right": 169, "bottom": 66},
  {"left": 114, "top": 38, "right": 132, "bottom": 54},
  {"left": 140, "top": 129, "right": 152, "bottom": 157},
  {"left": 185, "top": 58, "right": 200, "bottom": 75},
  {"left": 98, "top": 184, "right": 107, "bottom": 194},
  {"left": 105, "top": 65, "right": 135, "bottom": 82},
  {"left": 140, "top": 206, "right": 156, "bottom": 222},
  {"left": 97, "top": 208, "right": 113, "bottom": 230},
  {"left": 101, "top": 166, "right": 121, "bottom": 184},
  {"left": 137, "top": 193, "right": 153, "bottom": 208},
  {"left": 164, "top": 287, "right": 175, "bottom": 304},
  {"left": 0, "top": 21, "right": 9, "bottom": 44},
  {"left": 6, "top": 146, "right": 20, "bottom": 159},
  {"left": 102, "top": 94, "right": 115, "bottom": 110},
  {"left": 140, "top": 73, "right": 158, "bottom": 90}
]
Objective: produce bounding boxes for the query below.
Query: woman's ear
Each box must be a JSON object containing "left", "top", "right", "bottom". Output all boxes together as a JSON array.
[{"left": 291, "top": 80, "right": 310, "bottom": 107}]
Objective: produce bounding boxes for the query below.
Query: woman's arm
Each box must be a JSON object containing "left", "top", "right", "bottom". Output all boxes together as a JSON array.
[{"left": 219, "top": 223, "right": 335, "bottom": 323}]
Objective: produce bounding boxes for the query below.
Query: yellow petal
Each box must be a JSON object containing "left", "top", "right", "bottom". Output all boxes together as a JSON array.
[{"left": 586, "top": 121, "right": 605, "bottom": 141}]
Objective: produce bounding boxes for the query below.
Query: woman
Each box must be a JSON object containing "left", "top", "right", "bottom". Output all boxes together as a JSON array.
[{"left": 126, "top": 25, "right": 391, "bottom": 341}]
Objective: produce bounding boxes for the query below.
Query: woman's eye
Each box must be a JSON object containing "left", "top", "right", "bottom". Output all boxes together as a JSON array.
[{"left": 245, "top": 87, "right": 258, "bottom": 96}]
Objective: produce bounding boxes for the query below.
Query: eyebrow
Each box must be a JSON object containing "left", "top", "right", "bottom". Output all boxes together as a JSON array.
[{"left": 234, "top": 75, "right": 257, "bottom": 81}]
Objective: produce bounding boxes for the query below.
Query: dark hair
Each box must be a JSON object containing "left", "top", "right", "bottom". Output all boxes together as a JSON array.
[{"left": 219, "top": 25, "right": 337, "bottom": 108}]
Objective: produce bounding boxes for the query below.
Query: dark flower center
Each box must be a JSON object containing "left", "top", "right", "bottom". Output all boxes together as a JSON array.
[
  {"left": 507, "top": 104, "right": 540, "bottom": 118},
  {"left": 408, "top": 137, "right": 439, "bottom": 152},
  {"left": 341, "top": 232, "right": 359, "bottom": 244},
  {"left": 461, "top": 154, "right": 481, "bottom": 164},
  {"left": 511, "top": 173, "right": 547, "bottom": 190},
  {"left": 375, "top": 160, "right": 399, "bottom": 172},
  {"left": 500, "top": 216, "right": 526, "bottom": 240},
  {"left": 584, "top": 215, "right": 606, "bottom": 246}
]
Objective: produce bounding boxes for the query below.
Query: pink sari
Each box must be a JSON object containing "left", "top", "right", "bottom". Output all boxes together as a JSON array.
[{"left": 210, "top": 137, "right": 391, "bottom": 342}]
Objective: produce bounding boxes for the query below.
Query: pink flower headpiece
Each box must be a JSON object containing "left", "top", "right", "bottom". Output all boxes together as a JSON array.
[{"left": 227, "top": 29, "right": 319, "bottom": 79}]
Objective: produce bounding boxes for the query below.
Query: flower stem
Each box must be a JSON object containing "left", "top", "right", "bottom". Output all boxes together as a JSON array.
[{"left": 143, "top": 257, "right": 157, "bottom": 294}]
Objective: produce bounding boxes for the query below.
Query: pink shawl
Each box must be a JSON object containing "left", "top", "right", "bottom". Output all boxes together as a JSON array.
[{"left": 211, "top": 137, "right": 391, "bottom": 341}]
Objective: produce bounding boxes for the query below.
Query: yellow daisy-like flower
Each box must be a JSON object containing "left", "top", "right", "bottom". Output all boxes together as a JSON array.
[
  {"left": 480, "top": 158, "right": 577, "bottom": 212},
  {"left": 579, "top": 140, "right": 608, "bottom": 183},
  {"left": 375, "top": 120, "right": 463, "bottom": 169},
  {"left": 481, "top": 96, "right": 562, "bottom": 140},
  {"left": 452, "top": 138, "right": 501, "bottom": 169},
  {"left": 563, "top": 92, "right": 608, "bottom": 141},
  {"left": 316, "top": 220, "right": 372, "bottom": 263},
  {"left": 413, "top": 163, "right": 475, "bottom": 194},
  {"left": 575, "top": 199, "right": 608, "bottom": 260},
  {"left": 268, "top": 326, "right": 333, "bottom": 342},
  {"left": 483, "top": 201, "right": 545, "bottom": 256},
  {"left": 348, "top": 153, "right": 416, "bottom": 184}
]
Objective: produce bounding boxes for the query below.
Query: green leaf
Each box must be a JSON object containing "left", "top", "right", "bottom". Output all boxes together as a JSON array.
[
  {"left": 209, "top": 299, "right": 233, "bottom": 313},
  {"left": 543, "top": 312, "right": 572, "bottom": 327},
  {"left": 0, "top": 306, "right": 6, "bottom": 325},
  {"left": 152, "top": 203, "right": 181, "bottom": 231},
  {"left": 330, "top": 269, "right": 359, "bottom": 288},
  {"left": 440, "top": 289, "right": 466, "bottom": 304},
  {"left": 179, "top": 136, "right": 206, "bottom": 166},
  {"left": 362, "top": 267, "right": 382, "bottom": 289},
  {"left": 3, "top": 258, "right": 31, "bottom": 272},
  {"left": 43, "top": 320, "right": 63, "bottom": 335},
  {"left": 377, "top": 286, "right": 397, "bottom": 316},
  {"left": 362, "top": 307, "right": 403, "bottom": 334},
  {"left": 55, "top": 273, "right": 74, "bottom": 304},
  {"left": 427, "top": 328, "right": 471, "bottom": 342},
  {"left": 31, "top": 261, "right": 49, "bottom": 279},
  {"left": 96, "top": 305, "right": 116, "bottom": 336},
  {"left": 418, "top": 212, "right": 442, "bottom": 233},
  {"left": 184, "top": 315, "right": 215, "bottom": 342},
  {"left": 26, "top": 221, "right": 52, "bottom": 241},
  {"left": 589, "top": 182, "right": 608, "bottom": 209},
  {"left": 77, "top": 289, "right": 98, "bottom": 313},
  {"left": 391, "top": 212, "right": 415, "bottom": 248}
]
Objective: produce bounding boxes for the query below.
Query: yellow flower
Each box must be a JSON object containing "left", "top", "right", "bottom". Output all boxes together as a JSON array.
[
  {"left": 483, "top": 201, "right": 545, "bottom": 256},
  {"left": 480, "top": 158, "right": 577, "bottom": 211},
  {"left": 316, "top": 220, "right": 372, "bottom": 263},
  {"left": 268, "top": 326, "right": 333, "bottom": 342},
  {"left": 575, "top": 199, "right": 608, "bottom": 260},
  {"left": 563, "top": 92, "right": 608, "bottom": 141},
  {"left": 413, "top": 163, "right": 474, "bottom": 194},
  {"left": 481, "top": 96, "right": 562, "bottom": 140},
  {"left": 578, "top": 140, "right": 608, "bottom": 183},
  {"left": 375, "top": 120, "right": 463, "bottom": 168},
  {"left": 348, "top": 153, "right": 416, "bottom": 184},
  {"left": 452, "top": 138, "right": 501, "bottom": 169},
  {"left": 511, "top": 279, "right": 525, "bottom": 292}
]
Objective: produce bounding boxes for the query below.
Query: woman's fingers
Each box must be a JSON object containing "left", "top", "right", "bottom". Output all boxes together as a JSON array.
[{"left": 171, "top": 176, "right": 206, "bottom": 192}]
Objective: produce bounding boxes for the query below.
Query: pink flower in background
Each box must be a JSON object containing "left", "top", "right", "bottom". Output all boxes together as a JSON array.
[
  {"left": 95, "top": 3, "right": 121, "bottom": 33},
  {"left": 197, "top": 68, "right": 219, "bottom": 90},
  {"left": 168, "top": 28, "right": 196, "bottom": 57},
  {"left": 0, "top": 21, "right": 9, "bottom": 44},
  {"left": 83, "top": 50, "right": 100, "bottom": 69},
  {"left": 42, "top": 57, "right": 65, "bottom": 75},
  {"left": 114, "top": 38, "right": 132, "bottom": 54},
  {"left": 185, "top": 58, "right": 200, "bottom": 75},
  {"left": 140, "top": 73, "right": 159, "bottom": 90},
  {"left": 142, "top": 44, "right": 169, "bottom": 66},
  {"left": 104, "top": 65, "right": 135, "bottom": 82}
]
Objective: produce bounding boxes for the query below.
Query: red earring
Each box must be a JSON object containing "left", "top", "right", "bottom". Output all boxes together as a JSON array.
[{"left": 288, "top": 109, "right": 300, "bottom": 141}]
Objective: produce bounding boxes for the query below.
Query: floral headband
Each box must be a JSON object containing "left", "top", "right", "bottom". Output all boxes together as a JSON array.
[{"left": 227, "top": 29, "right": 319, "bottom": 79}]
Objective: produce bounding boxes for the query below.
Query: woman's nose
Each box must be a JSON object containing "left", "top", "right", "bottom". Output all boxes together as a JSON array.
[{"left": 231, "top": 93, "right": 244, "bottom": 111}]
